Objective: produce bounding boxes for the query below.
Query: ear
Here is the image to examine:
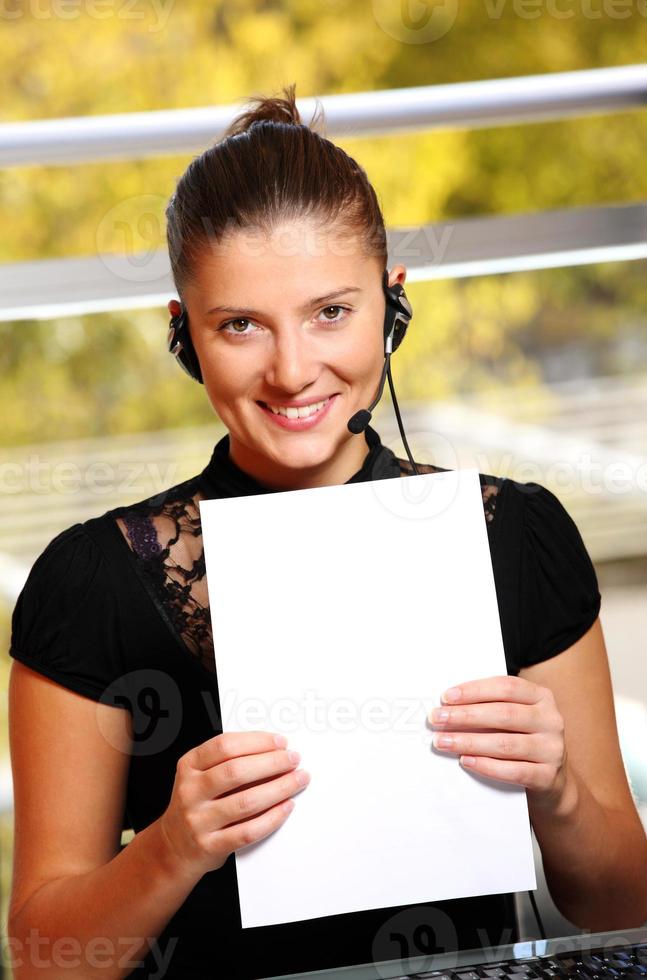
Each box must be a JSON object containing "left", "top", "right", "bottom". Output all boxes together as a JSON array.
[{"left": 387, "top": 264, "right": 407, "bottom": 289}]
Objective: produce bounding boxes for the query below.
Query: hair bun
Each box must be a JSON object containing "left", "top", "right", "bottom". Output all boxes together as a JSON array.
[
  {"left": 167, "top": 81, "right": 386, "bottom": 300},
  {"left": 224, "top": 82, "right": 323, "bottom": 138}
]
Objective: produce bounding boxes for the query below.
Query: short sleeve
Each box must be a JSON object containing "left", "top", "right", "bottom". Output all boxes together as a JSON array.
[
  {"left": 517, "top": 482, "right": 602, "bottom": 669},
  {"left": 9, "top": 523, "right": 128, "bottom": 707}
]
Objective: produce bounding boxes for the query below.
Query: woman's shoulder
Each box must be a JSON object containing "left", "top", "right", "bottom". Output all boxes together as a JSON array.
[
  {"left": 16, "top": 521, "right": 106, "bottom": 588},
  {"left": 398, "top": 454, "right": 592, "bottom": 541},
  {"left": 14, "top": 464, "right": 203, "bottom": 587},
  {"left": 9, "top": 520, "right": 128, "bottom": 702},
  {"left": 9, "top": 468, "right": 205, "bottom": 672},
  {"left": 11, "top": 517, "right": 115, "bottom": 627}
]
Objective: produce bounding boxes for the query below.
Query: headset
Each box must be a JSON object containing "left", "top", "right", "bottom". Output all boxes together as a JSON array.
[{"left": 167, "top": 268, "right": 420, "bottom": 475}]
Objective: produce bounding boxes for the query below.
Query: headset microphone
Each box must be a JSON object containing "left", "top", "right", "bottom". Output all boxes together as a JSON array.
[
  {"left": 347, "top": 270, "right": 419, "bottom": 476},
  {"left": 346, "top": 354, "right": 389, "bottom": 435}
]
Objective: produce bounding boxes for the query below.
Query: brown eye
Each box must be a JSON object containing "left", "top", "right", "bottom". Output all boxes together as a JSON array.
[
  {"left": 218, "top": 318, "right": 254, "bottom": 336},
  {"left": 319, "top": 305, "right": 349, "bottom": 323}
]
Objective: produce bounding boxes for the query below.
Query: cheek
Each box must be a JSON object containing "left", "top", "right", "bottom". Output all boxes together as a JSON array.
[
  {"left": 336, "top": 326, "right": 384, "bottom": 379},
  {"left": 201, "top": 367, "right": 240, "bottom": 423},
  {"left": 203, "top": 349, "right": 253, "bottom": 399}
]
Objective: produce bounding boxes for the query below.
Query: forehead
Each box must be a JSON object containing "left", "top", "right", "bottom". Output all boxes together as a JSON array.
[{"left": 190, "top": 217, "right": 376, "bottom": 287}]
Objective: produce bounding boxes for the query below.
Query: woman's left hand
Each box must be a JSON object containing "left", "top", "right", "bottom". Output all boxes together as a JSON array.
[{"left": 429, "top": 675, "right": 571, "bottom": 811}]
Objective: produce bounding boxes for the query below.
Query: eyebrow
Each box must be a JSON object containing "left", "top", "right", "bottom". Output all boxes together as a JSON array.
[{"left": 204, "top": 286, "right": 362, "bottom": 318}]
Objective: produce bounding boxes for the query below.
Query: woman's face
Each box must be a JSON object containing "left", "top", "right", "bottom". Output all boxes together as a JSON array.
[{"left": 171, "top": 217, "right": 406, "bottom": 490}]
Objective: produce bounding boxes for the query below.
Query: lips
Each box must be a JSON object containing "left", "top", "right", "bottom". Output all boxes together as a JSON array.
[
  {"left": 258, "top": 395, "right": 334, "bottom": 409},
  {"left": 256, "top": 394, "right": 338, "bottom": 430},
  {"left": 258, "top": 397, "right": 330, "bottom": 419}
]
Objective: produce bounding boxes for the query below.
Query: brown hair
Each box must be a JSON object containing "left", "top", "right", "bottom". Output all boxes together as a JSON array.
[{"left": 165, "top": 82, "right": 387, "bottom": 299}]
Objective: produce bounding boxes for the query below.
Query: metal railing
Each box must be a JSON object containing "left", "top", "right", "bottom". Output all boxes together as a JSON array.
[
  {"left": 2, "top": 201, "right": 646, "bottom": 322},
  {"left": 1, "top": 64, "right": 646, "bottom": 322},
  {"left": 1, "top": 64, "right": 646, "bottom": 168}
]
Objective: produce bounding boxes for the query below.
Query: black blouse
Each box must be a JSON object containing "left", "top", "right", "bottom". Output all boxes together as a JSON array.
[{"left": 9, "top": 424, "right": 602, "bottom": 979}]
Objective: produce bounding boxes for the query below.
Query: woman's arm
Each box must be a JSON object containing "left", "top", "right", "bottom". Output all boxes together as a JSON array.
[
  {"left": 519, "top": 616, "right": 647, "bottom": 930},
  {"left": 7, "top": 661, "right": 202, "bottom": 980},
  {"left": 8, "top": 659, "right": 306, "bottom": 980}
]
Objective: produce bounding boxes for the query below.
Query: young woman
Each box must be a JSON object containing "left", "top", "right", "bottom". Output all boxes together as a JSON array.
[{"left": 8, "top": 84, "right": 647, "bottom": 980}]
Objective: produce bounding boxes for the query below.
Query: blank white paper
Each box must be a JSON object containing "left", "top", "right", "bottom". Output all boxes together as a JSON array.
[{"left": 199, "top": 467, "right": 536, "bottom": 928}]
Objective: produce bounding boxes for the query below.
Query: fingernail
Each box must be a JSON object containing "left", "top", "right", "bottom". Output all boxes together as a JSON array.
[
  {"left": 274, "top": 734, "right": 288, "bottom": 748},
  {"left": 461, "top": 755, "right": 476, "bottom": 766},
  {"left": 431, "top": 708, "right": 450, "bottom": 723},
  {"left": 443, "top": 687, "right": 461, "bottom": 702},
  {"left": 434, "top": 734, "right": 454, "bottom": 748},
  {"left": 288, "top": 750, "right": 301, "bottom": 764},
  {"left": 295, "top": 769, "right": 310, "bottom": 786}
]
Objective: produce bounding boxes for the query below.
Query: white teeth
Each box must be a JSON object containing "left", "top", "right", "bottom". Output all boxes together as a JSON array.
[{"left": 265, "top": 398, "right": 329, "bottom": 419}]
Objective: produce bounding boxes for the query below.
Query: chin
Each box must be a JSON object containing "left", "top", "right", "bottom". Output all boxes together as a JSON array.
[{"left": 268, "top": 438, "right": 336, "bottom": 468}]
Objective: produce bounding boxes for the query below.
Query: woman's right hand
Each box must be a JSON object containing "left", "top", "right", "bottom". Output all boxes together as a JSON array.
[{"left": 158, "top": 731, "right": 310, "bottom": 878}]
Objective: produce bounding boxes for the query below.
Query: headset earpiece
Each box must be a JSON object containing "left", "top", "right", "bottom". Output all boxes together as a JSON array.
[
  {"left": 167, "top": 304, "right": 204, "bottom": 383},
  {"left": 382, "top": 268, "right": 413, "bottom": 354}
]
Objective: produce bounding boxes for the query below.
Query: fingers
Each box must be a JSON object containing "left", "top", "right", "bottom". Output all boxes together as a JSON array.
[
  {"left": 210, "top": 765, "right": 310, "bottom": 828},
  {"left": 432, "top": 730, "right": 561, "bottom": 764},
  {"left": 190, "top": 730, "right": 287, "bottom": 772},
  {"left": 456, "top": 756, "right": 559, "bottom": 792},
  {"left": 441, "top": 675, "right": 545, "bottom": 706},
  {"left": 432, "top": 728, "right": 564, "bottom": 791},
  {"left": 166, "top": 732, "right": 307, "bottom": 875},
  {"left": 430, "top": 675, "right": 561, "bottom": 733},
  {"left": 216, "top": 798, "right": 297, "bottom": 853},
  {"left": 430, "top": 700, "right": 545, "bottom": 733},
  {"left": 204, "top": 747, "right": 302, "bottom": 799},
  {"left": 429, "top": 678, "right": 566, "bottom": 794}
]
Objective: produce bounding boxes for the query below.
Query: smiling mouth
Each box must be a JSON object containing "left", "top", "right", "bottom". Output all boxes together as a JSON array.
[{"left": 257, "top": 396, "right": 334, "bottom": 420}]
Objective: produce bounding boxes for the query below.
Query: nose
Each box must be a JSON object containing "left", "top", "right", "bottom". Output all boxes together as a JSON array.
[{"left": 264, "top": 324, "right": 320, "bottom": 394}]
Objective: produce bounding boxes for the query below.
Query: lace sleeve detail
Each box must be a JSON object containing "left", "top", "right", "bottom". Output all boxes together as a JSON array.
[
  {"left": 481, "top": 481, "right": 501, "bottom": 524},
  {"left": 396, "top": 457, "right": 502, "bottom": 525},
  {"left": 114, "top": 483, "right": 215, "bottom": 675}
]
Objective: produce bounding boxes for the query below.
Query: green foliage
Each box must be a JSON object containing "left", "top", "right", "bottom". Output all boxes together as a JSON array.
[{"left": 0, "top": 310, "right": 216, "bottom": 445}]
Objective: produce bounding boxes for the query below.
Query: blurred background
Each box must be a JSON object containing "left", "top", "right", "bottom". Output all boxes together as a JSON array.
[{"left": 1, "top": 0, "right": 647, "bottom": 969}]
